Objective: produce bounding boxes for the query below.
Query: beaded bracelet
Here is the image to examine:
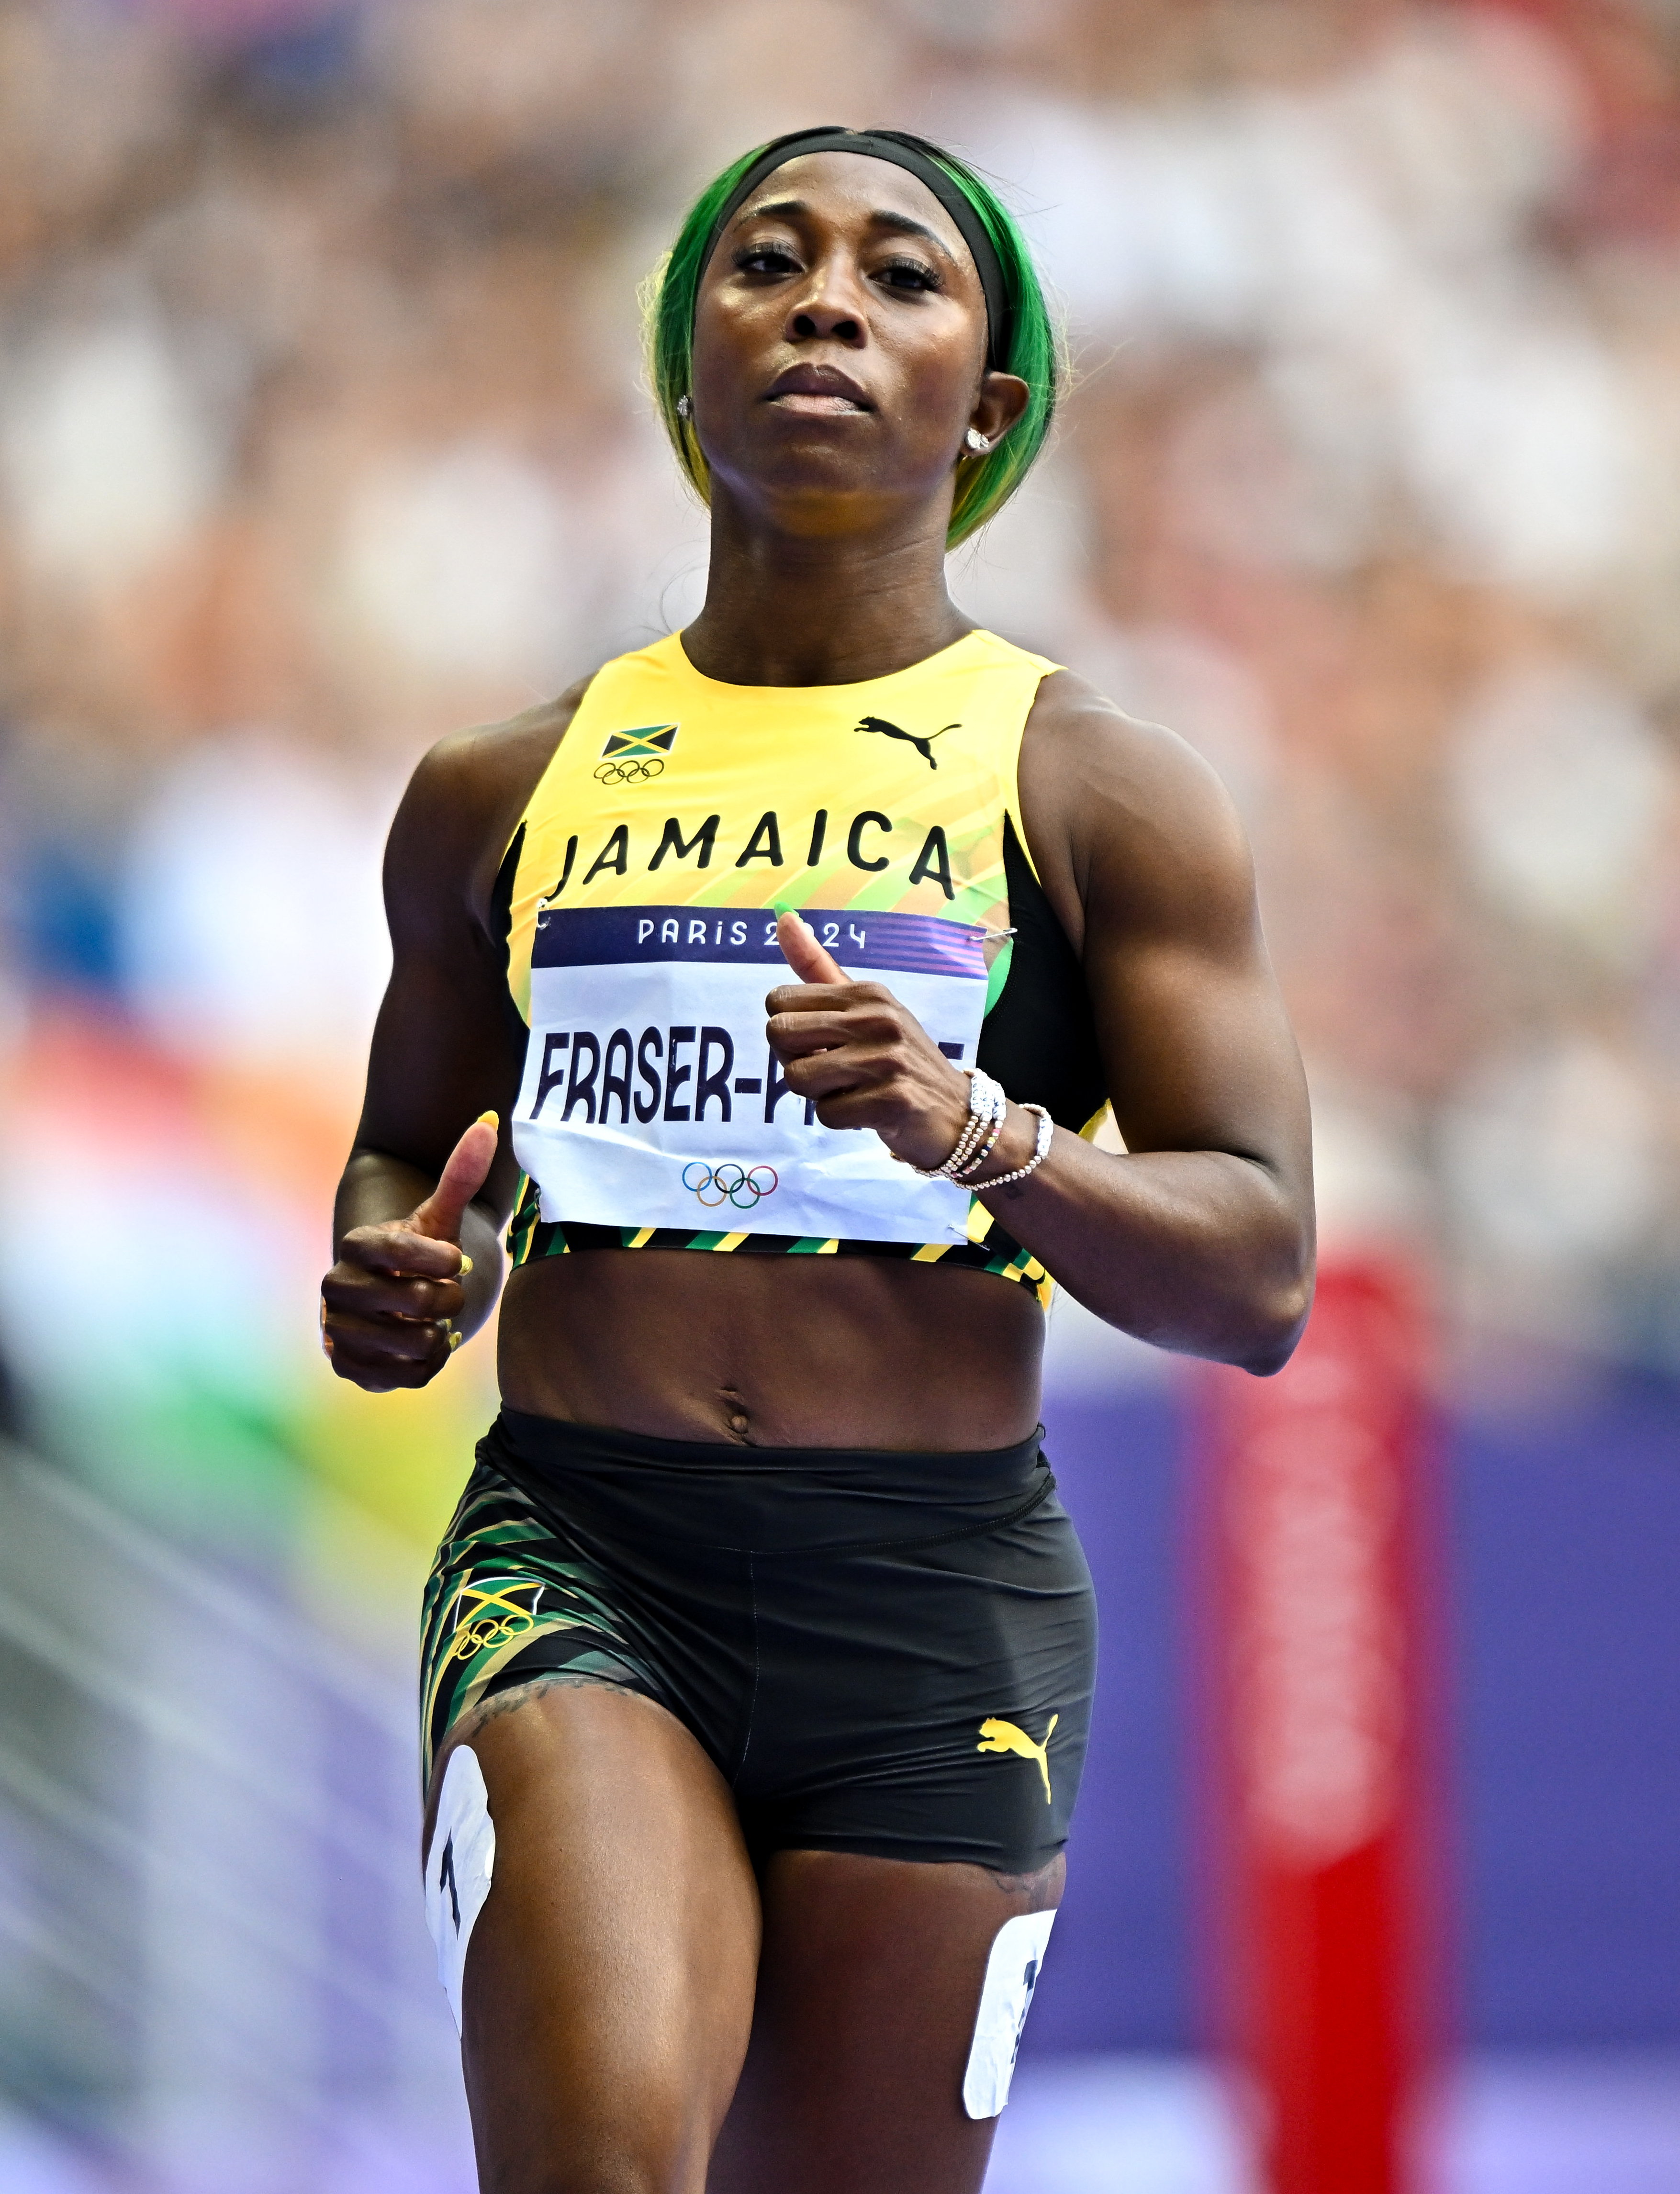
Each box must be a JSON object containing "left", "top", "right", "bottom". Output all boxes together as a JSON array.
[
  {"left": 964, "top": 1101, "right": 1054, "bottom": 1190},
  {"left": 939, "top": 1068, "right": 1006, "bottom": 1180},
  {"left": 944, "top": 1079, "right": 1000, "bottom": 1178},
  {"left": 896, "top": 1065, "right": 1007, "bottom": 1181},
  {"left": 953, "top": 1102, "right": 1007, "bottom": 1183}
]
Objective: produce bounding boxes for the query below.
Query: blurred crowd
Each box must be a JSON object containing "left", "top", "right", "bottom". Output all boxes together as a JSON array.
[{"left": 3, "top": 0, "right": 1680, "bottom": 1512}]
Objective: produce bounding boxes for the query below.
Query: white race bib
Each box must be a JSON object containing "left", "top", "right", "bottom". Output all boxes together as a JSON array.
[
  {"left": 423, "top": 1746, "right": 495, "bottom": 2036},
  {"left": 963, "top": 1907, "right": 1057, "bottom": 2119},
  {"left": 514, "top": 906, "right": 988, "bottom": 1245}
]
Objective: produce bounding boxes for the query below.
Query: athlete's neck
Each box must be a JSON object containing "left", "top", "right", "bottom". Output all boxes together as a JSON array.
[{"left": 681, "top": 490, "right": 971, "bottom": 688}]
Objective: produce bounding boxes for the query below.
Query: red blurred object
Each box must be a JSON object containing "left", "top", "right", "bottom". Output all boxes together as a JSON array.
[{"left": 1194, "top": 1262, "right": 1447, "bottom": 2194}]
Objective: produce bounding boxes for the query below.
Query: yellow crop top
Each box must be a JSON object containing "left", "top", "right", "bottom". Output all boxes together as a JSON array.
[{"left": 498, "top": 629, "right": 1109, "bottom": 1309}]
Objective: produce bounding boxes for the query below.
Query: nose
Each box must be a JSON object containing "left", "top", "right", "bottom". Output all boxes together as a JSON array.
[
  {"left": 789, "top": 305, "right": 862, "bottom": 342},
  {"left": 784, "top": 255, "right": 866, "bottom": 347}
]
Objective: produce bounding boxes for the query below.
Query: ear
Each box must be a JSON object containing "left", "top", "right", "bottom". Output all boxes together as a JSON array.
[{"left": 967, "top": 370, "right": 1031, "bottom": 453}]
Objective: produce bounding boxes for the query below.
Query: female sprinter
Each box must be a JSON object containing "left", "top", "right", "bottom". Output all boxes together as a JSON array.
[{"left": 321, "top": 127, "right": 1313, "bottom": 2194}]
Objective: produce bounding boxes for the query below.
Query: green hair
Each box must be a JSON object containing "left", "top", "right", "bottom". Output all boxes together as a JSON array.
[{"left": 644, "top": 134, "right": 1061, "bottom": 549}]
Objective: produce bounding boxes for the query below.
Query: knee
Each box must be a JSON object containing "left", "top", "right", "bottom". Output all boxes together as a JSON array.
[
  {"left": 486, "top": 2178, "right": 662, "bottom": 2194},
  {"left": 483, "top": 2168, "right": 680, "bottom": 2194},
  {"left": 480, "top": 2133, "right": 705, "bottom": 2194}
]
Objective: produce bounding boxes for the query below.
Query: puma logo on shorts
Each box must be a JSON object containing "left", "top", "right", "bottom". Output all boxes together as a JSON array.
[{"left": 977, "top": 1714, "right": 1059, "bottom": 1804}]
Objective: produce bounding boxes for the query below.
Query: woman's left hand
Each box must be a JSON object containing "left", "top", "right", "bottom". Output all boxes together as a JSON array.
[{"left": 765, "top": 911, "right": 1006, "bottom": 1174}]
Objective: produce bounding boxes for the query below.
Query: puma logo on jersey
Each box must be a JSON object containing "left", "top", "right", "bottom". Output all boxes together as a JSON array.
[
  {"left": 854, "top": 716, "right": 957, "bottom": 769},
  {"left": 978, "top": 1714, "right": 1059, "bottom": 1804}
]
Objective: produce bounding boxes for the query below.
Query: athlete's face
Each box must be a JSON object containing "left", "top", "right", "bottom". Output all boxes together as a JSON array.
[{"left": 689, "top": 152, "right": 1030, "bottom": 534}]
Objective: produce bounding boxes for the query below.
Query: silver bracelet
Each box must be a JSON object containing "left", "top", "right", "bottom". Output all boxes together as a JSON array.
[{"left": 966, "top": 1101, "right": 1054, "bottom": 1189}]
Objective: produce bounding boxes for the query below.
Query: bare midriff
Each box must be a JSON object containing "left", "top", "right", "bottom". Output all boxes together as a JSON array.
[{"left": 498, "top": 1252, "right": 1045, "bottom": 1451}]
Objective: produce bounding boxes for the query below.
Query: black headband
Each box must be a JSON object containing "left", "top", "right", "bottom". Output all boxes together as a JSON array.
[{"left": 698, "top": 126, "right": 1012, "bottom": 373}]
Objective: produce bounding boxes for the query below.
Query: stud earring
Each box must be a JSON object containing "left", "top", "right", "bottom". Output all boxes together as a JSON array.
[
  {"left": 676, "top": 394, "right": 692, "bottom": 419},
  {"left": 964, "top": 427, "right": 990, "bottom": 454}
]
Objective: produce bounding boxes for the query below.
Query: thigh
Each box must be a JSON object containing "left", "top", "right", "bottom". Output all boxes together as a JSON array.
[
  {"left": 431, "top": 1681, "right": 761, "bottom": 2194},
  {"left": 707, "top": 1847, "right": 1064, "bottom": 2194}
]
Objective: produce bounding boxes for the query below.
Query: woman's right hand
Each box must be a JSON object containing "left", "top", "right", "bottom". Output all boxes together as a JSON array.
[{"left": 321, "top": 1115, "right": 499, "bottom": 1391}]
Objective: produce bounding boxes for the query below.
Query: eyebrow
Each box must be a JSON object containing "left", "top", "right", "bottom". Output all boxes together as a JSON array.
[{"left": 732, "top": 196, "right": 960, "bottom": 266}]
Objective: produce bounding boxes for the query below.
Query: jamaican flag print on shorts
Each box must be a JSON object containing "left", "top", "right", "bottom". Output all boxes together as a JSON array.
[{"left": 420, "top": 1455, "right": 653, "bottom": 1786}]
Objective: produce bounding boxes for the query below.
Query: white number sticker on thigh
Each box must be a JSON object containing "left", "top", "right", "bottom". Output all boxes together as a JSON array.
[
  {"left": 424, "top": 1746, "right": 496, "bottom": 2034},
  {"left": 962, "top": 1908, "right": 1056, "bottom": 2120}
]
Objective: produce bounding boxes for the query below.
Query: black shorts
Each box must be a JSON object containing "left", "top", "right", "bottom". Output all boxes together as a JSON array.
[{"left": 420, "top": 1410, "right": 1098, "bottom": 1873}]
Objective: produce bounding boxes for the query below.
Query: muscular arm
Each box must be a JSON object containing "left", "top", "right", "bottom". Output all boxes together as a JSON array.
[
  {"left": 994, "top": 671, "right": 1312, "bottom": 1369},
  {"left": 768, "top": 672, "right": 1313, "bottom": 1375},
  {"left": 323, "top": 689, "right": 585, "bottom": 1390}
]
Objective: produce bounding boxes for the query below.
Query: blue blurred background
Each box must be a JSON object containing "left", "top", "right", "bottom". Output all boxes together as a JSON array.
[{"left": 0, "top": 2, "right": 1677, "bottom": 2188}]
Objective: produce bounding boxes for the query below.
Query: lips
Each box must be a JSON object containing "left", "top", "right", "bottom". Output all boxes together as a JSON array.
[{"left": 765, "top": 363, "right": 873, "bottom": 412}]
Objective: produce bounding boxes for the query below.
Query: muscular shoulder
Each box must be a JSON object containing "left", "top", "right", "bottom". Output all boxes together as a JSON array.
[
  {"left": 385, "top": 674, "right": 594, "bottom": 940},
  {"left": 1018, "top": 666, "right": 1254, "bottom": 957}
]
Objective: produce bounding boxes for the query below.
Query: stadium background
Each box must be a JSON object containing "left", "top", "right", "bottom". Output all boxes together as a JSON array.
[{"left": 0, "top": 1, "right": 1677, "bottom": 2187}]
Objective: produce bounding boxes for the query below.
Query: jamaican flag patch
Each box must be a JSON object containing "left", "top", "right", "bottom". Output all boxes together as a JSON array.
[
  {"left": 595, "top": 723, "right": 677, "bottom": 784},
  {"left": 602, "top": 724, "right": 677, "bottom": 761}
]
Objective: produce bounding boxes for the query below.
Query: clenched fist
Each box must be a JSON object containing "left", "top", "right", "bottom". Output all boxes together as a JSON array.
[{"left": 321, "top": 1113, "right": 498, "bottom": 1391}]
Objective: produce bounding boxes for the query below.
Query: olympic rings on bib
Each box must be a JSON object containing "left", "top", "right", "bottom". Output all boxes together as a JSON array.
[
  {"left": 681, "top": 1162, "right": 779, "bottom": 1209},
  {"left": 594, "top": 756, "right": 665, "bottom": 785}
]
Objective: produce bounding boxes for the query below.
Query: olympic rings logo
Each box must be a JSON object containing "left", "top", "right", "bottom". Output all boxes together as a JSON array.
[
  {"left": 682, "top": 1162, "right": 779, "bottom": 1209},
  {"left": 447, "top": 1586, "right": 537, "bottom": 1664},
  {"left": 456, "top": 1612, "right": 528, "bottom": 1658},
  {"left": 594, "top": 757, "right": 665, "bottom": 785}
]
